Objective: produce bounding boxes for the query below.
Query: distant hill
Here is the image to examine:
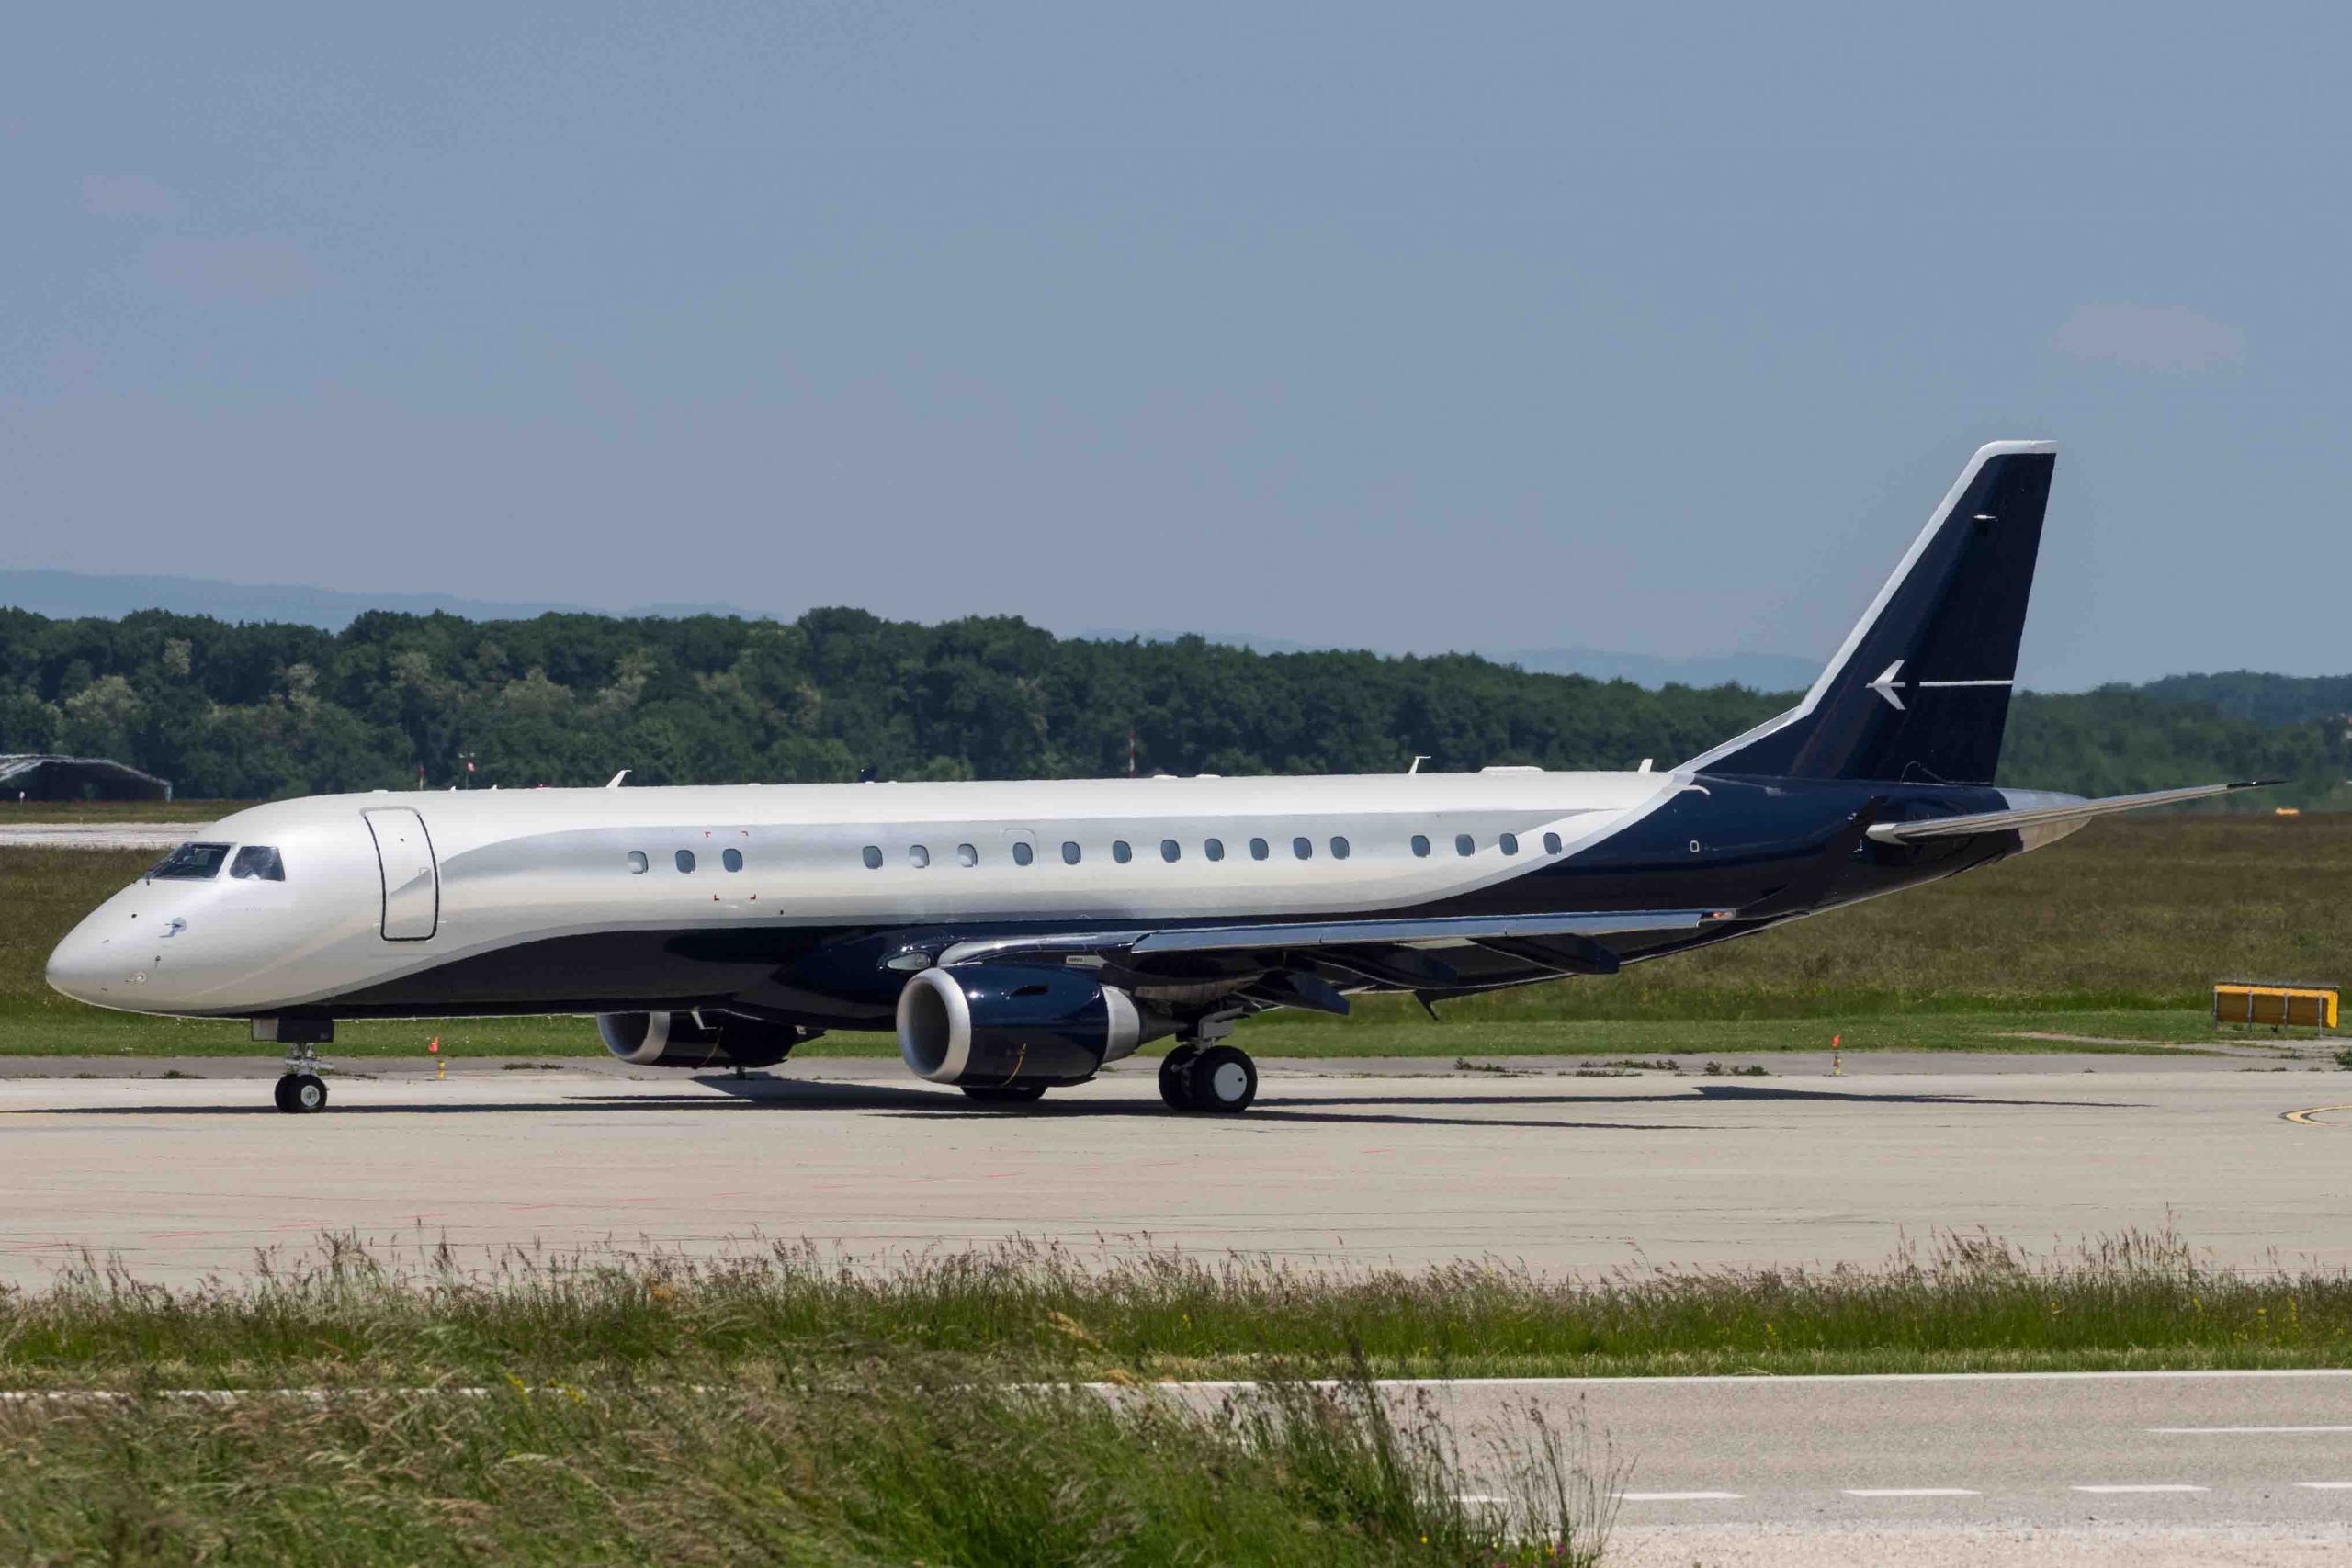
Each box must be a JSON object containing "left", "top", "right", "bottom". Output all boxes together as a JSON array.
[
  {"left": 0, "top": 569, "right": 741, "bottom": 630},
  {"left": 1, "top": 601, "right": 2343, "bottom": 807},
  {"left": 6, "top": 568, "right": 2339, "bottom": 710},
  {"left": 1477, "top": 646, "right": 1818, "bottom": 693},
  {"left": 17, "top": 571, "right": 1819, "bottom": 693},
  {"left": 1071, "top": 632, "right": 1819, "bottom": 693},
  {"left": 2131, "top": 671, "right": 2352, "bottom": 728}
]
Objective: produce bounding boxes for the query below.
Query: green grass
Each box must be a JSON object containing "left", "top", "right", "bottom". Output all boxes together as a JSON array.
[
  {"left": 0, "top": 797, "right": 248, "bottom": 822},
  {"left": 6, "top": 1226, "right": 2342, "bottom": 1563},
  {"left": 0, "top": 1359, "right": 1612, "bottom": 1568},
  {"left": 7, "top": 1229, "right": 2346, "bottom": 1390},
  {"left": 6, "top": 815, "right": 2345, "bottom": 1058}
]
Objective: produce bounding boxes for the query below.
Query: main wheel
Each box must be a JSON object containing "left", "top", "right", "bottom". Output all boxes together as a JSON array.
[
  {"left": 1182, "top": 1045, "right": 1256, "bottom": 1114},
  {"left": 961, "top": 1081, "right": 1049, "bottom": 1105},
  {"left": 1158, "top": 1045, "right": 1199, "bottom": 1111},
  {"left": 290, "top": 1073, "right": 329, "bottom": 1113},
  {"left": 272, "top": 1075, "right": 299, "bottom": 1113}
]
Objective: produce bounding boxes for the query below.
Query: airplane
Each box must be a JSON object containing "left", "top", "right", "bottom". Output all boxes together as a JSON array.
[{"left": 45, "top": 440, "right": 2266, "bottom": 1115}]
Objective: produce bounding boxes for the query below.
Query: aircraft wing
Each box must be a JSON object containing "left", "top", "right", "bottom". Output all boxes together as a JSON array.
[
  {"left": 1863, "top": 781, "right": 2277, "bottom": 844},
  {"left": 932, "top": 908, "right": 1726, "bottom": 970}
]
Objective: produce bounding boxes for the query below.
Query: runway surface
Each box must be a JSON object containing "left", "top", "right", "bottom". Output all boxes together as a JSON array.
[
  {"left": 3, "top": 1054, "right": 2348, "bottom": 1285},
  {"left": 1145, "top": 1370, "right": 2352, "bottom": 1562}
]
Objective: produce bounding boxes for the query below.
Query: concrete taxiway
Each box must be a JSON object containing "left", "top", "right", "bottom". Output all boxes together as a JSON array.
[{"left": 2, "top": 1054, "right": 2347, "bottom": 1285}]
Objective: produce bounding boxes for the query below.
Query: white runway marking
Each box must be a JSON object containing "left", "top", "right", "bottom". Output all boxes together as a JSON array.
[
  {"left": 1842, "top": 1488, "right": 1981, "bottom": 1497},
  {"left": 1617, "top": 1491, "right": 1743, "bottom": 1502},
  {"left": 2296, "top": 1482, "right": 2352, "bottom": 1491},
  {"left": 2071, "top": 1484, "right": 2209, "bottom": 1495},
  {"left": 1145, "top": 1369, "right": 2352, "bottom": 1393},
  {"left": 2148, "top": 1425, "right": 2352, "bottom": 1435}
]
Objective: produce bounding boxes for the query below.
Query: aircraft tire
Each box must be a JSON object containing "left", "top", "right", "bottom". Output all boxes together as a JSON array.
[
  {"left": 277, "top": 1073, "right": 329, "bottom": 1113},
  {"left": 1182, "top": 1045, "right": 1256, "bottom": 1114},
  {"left": 1158, "top": 1046, "right": 1199, "bottom": 1111}
]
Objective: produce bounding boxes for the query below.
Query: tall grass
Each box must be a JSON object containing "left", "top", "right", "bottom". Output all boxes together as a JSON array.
[
  {"left": 6, "top": 1228, "right": 2346, "bottom": 1389},
  {"left": 8, "top": 1228, "right": 2337, "bottom": 1562},
  {"left": 0, "top": 1361, "right": 1614, "bottom": 1565}
]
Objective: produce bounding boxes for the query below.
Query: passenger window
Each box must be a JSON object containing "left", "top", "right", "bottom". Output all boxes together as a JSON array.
[
  {"left": 1204, "top": 838, "right": 1225, "bottom": 862},
  {"left": 1062, "top": 840, "right": 1081, "bottom": 864},
  {"left": 1499, "top": 832, "right": 1519, "bottom": 856},
  {"left": 862, "top": 845, "right": 883, "bottom": 870},
  {"left": 1012, "top": 842, "right": 1035, "bottom": 866},
  {"left": 1330, "top": 836, "right": 1350, "bottom": 860},
  {"left": 1544, "top": 831, "right": 1563, "bottom": 855},
  {"left": 1411, "top": 834, "right": 1430, "bottom": 858},
  {"left": 1113, "top": 840, "right": 1132, "bottom": 863},
  {"left": 230, "top": 845, "right": 285, "bottom": 881},
  {"left": 1454, "top": 833, "right": 1475, "bottom": 856},
  {"left": 910, "top": 844, "right": 932, "bottom": 868},
  {"left": 1250, "top": 838, "right": 1270, "bottom": 861},
  {"left": 627, "top": 851, "right": 650, "bottom": 874},
  {"left": 148, "top": 841, "right": 231, "bottom": 880},
  {"left": 1160, "top": 839, "right": 1180, "bottom": 863},
  {"left": 1292, "top": 836, "right": 1312, "bottom": 860},
  {"left": 956, "top": 843, "right": 978, "bottom": 867},
  {"left": 675, "top": 850, "right": 696, "bottom": 873},
  {"left": 721, "top": 848, "right": 743, "bottom": 873}
]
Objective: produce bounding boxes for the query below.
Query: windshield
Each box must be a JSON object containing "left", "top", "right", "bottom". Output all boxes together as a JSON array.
[
  {"left": 148, "top": 841, "right": 232, "bottom": 880},
  {"left": 230, "top": 845, "right": 285, "bottom": 882}
]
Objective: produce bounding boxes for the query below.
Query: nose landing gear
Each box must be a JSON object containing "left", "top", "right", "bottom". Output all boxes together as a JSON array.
[
  {"left": 254, "top": 1019, "right": 336, "bottom": 1114},
  {"left": 273, "top": 1069, "right": 330, "bottom": 1114}
]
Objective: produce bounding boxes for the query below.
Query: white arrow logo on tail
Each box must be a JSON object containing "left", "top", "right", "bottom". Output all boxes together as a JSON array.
[{"left": 1870, "top": 660, "right": 1906, "bottom": 710}]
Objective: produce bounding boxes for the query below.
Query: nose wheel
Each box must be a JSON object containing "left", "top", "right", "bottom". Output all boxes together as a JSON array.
[
  {"left": 273, "top": 1073, "right": 330, "bottom": 1114},
  {"left": 272, "top": 1042, "right": 333, "bottom": 1113}
]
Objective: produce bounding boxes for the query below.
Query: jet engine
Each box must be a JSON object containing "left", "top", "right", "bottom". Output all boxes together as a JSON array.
[
  {"left": 896, "top": 964, "right": 1171, "bottom": 1087},
  {"left": 597, "top": 1010, "right": 798, "bottom": 1069}
]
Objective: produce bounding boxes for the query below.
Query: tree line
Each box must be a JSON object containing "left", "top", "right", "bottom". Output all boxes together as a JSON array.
[{"left": 0, "top": 606, "right": 2343, "bottom": 807}]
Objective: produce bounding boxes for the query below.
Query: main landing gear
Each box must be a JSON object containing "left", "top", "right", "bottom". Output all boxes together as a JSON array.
[{"left": 1158, "top": 1043, "right": 1258, "bottom": 1114}]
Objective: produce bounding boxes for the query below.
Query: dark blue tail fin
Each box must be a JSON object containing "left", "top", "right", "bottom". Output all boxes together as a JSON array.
[{"left": 1685, "top": 441, "right": 2057, "bottom": 785}]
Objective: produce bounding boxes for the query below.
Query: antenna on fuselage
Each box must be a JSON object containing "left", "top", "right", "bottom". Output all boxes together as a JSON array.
[
  {"left": 606, "top": 770, "right": 629, "bottom": 788},
  {"left": 1408, "top": 755, "right": 1430, "bottom": 774}
]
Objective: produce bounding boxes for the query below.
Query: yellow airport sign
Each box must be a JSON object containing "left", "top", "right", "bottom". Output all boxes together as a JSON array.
[{"left": 2213, "top": 981, "right": 2339, "bottom": 1030}]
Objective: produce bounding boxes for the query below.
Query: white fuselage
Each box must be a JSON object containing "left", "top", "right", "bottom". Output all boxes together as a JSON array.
[{"left": 47, "top": 769, "right": 1682, "bottom": 1018}]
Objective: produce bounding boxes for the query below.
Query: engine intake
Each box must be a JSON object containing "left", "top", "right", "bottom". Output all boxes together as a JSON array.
[
  {"left": 597, "top": 1010, "right": 797, "bottom": 1070},
  {"left": 897, "top": 965, "right": 1170, "bottom": 1087}
]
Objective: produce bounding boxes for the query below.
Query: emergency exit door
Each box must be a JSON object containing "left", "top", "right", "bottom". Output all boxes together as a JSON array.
[{"left": 362, "top": 807, "right": 439, "bottom": 940}]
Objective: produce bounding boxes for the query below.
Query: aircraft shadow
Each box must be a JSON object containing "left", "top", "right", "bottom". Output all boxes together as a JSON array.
[{"left": 15, "top": 1075, "right": 2133, "bottom": 1130}]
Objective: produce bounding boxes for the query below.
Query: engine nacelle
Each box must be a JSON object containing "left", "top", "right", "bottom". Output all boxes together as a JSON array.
[
  {"left": 597, "top": 1010, "right": 797, "bottom": 1070},
  {"left": 896, "top": 964, "right": 1170, "bottom": 1087}
]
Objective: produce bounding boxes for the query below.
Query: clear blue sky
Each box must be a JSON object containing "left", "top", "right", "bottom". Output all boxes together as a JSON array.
[{"left": 5, "top": 4, "right": 2345, "bottom": 687}]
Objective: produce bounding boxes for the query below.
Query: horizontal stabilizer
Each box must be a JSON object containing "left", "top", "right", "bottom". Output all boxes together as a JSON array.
[{"left": 1864, "top": 781, "right": 2278, "bottom": 844}]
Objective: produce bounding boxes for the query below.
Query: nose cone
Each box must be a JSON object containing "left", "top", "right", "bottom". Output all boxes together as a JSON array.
[{"left": 46, "top": 915, "right": 118, "bottom": 1006}]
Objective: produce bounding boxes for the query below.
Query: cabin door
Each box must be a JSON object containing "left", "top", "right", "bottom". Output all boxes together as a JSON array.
[{"left": 362, "top": 807, "right": 439, "bottom": 941}]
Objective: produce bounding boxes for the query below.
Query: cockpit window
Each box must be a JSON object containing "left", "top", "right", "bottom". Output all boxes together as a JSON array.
[
  {"left": 231, "top": 845, "right": 286, "bottom": 882},
  {"left": 148, "top": 842, "right": 232, "bottom": 880}
]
